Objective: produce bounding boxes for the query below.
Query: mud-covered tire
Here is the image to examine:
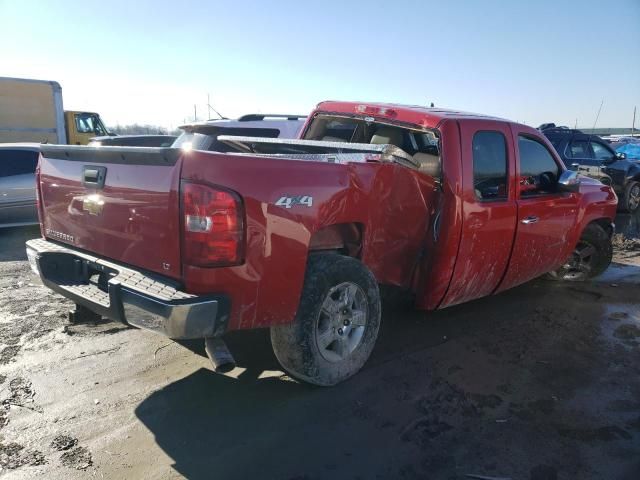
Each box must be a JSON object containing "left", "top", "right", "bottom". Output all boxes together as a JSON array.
[
  {"left": 548, "top": 223, "right": 612, "bottom": 281},
  {"left": 270, "top": 253, "right": 381, "bottom": 386},
  {"left": 621, "top": 180, "right": 640, "bottom": 213}
]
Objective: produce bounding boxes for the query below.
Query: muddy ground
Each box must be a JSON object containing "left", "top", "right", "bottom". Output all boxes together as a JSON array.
[{"left": 0, "top": 214, "right": 639, "bottom": 480}]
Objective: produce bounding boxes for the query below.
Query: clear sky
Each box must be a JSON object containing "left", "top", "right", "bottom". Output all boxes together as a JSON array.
[{"left": 1, "top": 0, "right": 639, "bottom": 130}]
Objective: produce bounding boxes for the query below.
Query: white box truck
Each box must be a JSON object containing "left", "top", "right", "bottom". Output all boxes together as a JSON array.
[{"left": 0, "top": 76, "right": 110, "bottom": 145}]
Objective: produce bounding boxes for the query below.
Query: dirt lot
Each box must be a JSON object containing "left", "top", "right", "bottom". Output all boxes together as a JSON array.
[{"left": 0, "top": 216, "right": 639, "bottom": 480}]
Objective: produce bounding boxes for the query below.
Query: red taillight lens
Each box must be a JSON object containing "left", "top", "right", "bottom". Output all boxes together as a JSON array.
[
  {"left": 35, "top": 159, "right": 46, "bottom": 237},
  {"left": 181, "top": 182, "right": 244, "bottom": 267}
]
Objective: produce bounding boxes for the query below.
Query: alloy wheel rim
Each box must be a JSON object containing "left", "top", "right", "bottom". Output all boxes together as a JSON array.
[
  {"left": 629, "top": 184, "right": 640, "bottom": 211},
  {"left": 562, "top": 240, "right": 596, "bottom": 280},
  {"left": 315, "top": 282, "right": 368, "bottom": 363}
]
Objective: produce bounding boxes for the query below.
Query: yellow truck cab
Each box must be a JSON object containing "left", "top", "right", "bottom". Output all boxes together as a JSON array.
[
  {"left": 0, "top": 77, "right": 109, "bottom": 145},
  {"left": 64, "top": 110, "right": 109, "bottom": 145}
]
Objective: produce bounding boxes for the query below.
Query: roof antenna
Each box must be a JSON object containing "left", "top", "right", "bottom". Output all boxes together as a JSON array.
[
  {"left": 591, "top": 99, "right": 604, "bottom": 134},
  {"left": 430, "top": 102, "right": 435, "bottom": 108},
  {"left": 586, "top": 99, "right": 604, "bottom": 148},
  {"left": 207, "top": 93, "right": 226, "bottom": 120}
]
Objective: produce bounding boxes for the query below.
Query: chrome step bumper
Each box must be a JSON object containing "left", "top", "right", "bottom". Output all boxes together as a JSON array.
[{"left": 26, "top": 238, "right": 229, "bottom": 339}]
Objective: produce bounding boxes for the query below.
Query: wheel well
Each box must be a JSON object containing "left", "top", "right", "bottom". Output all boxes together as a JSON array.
[
  {"left": 308, "top": 223, "right": 362, "bottom": 257},
  {"left": 589, "top": 218, "right": 614, "bottom": 237}
]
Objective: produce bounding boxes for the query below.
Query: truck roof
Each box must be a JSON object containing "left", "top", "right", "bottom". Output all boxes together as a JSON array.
[
  {"left": 179, "top": 114, "right": 306, "bottom": 130},
  {"left": 314, "top": 101, "right": 509, "bottom": 129}
]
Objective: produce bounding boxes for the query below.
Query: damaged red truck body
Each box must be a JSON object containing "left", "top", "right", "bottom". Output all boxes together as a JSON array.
[{"left": 27, "top": 101, "right": 617, "bottom": 385}]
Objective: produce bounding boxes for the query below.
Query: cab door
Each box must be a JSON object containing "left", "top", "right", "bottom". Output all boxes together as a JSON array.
[
  {"left": 589, "top": 141, "right": 617, "bottom": 187},
  {"left": 439, "top": 120, "right": 517, "bottom": 308},
  {"left": 496, "top": 128, "right": 579, "bottom": 292},
  {"left": 565, "top": 138, "right": 614, "bottom": 186},
  {"left": 66, "top": 112, "right": 106, "bottom": 145}
]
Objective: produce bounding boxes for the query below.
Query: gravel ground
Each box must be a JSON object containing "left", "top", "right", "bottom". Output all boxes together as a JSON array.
[{"left": 0, "top": 218, "right": 639, "bottom": 480}]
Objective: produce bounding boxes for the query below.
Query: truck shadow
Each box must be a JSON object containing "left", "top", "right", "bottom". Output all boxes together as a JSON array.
[
  {"left": 133, "top": 304, "right": 474, "bottom": 479},
  {"left": 134, "top": 264, "right": 640, "bottom": 480}
]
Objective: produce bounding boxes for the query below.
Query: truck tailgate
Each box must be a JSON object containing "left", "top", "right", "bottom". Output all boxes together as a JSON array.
[{"left": 38, "top": 145, "right": 183, "bottom": 279}]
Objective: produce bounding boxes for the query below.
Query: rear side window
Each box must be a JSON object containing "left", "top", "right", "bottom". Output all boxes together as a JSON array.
[
  {"left": 0, "top": 150, "right": 38, "bottom": 177},
  {"left": 473, "top": 131, "right": 508, "bottom": 200},
  {"left": 518, "top": 136, "right": 561, "bottom": 196},
  {"left": 566, "top": 140, "right": 592, "bottom": 159}
]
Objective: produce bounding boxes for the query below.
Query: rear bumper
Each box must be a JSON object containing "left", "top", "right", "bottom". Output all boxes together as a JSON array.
[{"left": 25, "top": 238, "right": 230, "bottom": 339}]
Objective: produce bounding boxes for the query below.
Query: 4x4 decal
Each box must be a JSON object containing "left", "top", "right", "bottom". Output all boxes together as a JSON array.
[{"left": 275, "top": 195, "right": 313, "bottom": 208}]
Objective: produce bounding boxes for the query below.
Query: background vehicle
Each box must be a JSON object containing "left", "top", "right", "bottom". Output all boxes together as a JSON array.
[
  {"left": 0, "top": 143, "right": 39, "bottom": 227},
  {"left": 540, "top": 124, "right": 640, "bottom": 212},
  {"left": 173, "top": 114, "right": 306, "bottom": 151},
  {"left": 27, "top": 102, "right": 616, "bottom": 386},
  {"left": 89, "top": 135, "right": 177, "bottom": 147},
  {"left": 605, "top": 136, "right": 640, "bottom": 161},
  {"left": 0, "top": 77, "right": 110, "bottom": 145}
]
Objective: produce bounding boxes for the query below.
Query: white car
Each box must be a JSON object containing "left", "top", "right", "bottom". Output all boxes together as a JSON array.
[{"left": 0, "top": 143, "right": 40, "bottom": 227}]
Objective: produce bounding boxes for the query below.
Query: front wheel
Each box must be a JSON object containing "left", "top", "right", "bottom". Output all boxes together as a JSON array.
[
  {"left": 621, "top": 181, "right": 640, "bottom": 213},
  {"left": 270, "top": 253, "right": 381, "bottom": 386},
  {"left": 548, "top": 224, "right": 612, "bottom": 281}
]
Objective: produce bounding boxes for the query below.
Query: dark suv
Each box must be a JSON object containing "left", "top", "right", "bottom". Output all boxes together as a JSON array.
[{"left": 540, "top": 124, "right": 640, "bottom": 212}]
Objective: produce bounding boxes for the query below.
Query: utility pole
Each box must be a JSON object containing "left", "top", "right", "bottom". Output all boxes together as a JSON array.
[
  {"left": 633, "top": 106, "right": 637, "bottom": 137},
  {"left": 194, "top": 104, "right": 197, "bottom": 122}
]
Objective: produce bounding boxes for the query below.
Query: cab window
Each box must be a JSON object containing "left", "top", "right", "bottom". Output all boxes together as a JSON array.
[
  {"left": 75, "top": 113, "right": 106, "bottom": 135},
  {"left": 591, "top": 142, "right": 614, "bottom": 161},
  {"left": 0, "top": 150, "right": 38, "bottom": 177},
  {"left": 518, "top": 136, "right": 561, "bottom": 196},
  {"left": 473, "top": 131, "right": 508, "bottom": 200}
]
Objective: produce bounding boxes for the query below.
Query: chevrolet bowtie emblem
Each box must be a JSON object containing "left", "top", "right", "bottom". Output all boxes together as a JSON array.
[{"left": 82, "top": 194, "right": 105, "bottom": 216}]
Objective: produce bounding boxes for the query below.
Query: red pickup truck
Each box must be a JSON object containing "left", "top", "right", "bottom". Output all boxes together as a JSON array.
[{"left": 26, "top": 101, "right": 617, "bottom": 385}]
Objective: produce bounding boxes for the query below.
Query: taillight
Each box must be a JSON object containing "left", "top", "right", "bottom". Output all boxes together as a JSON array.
[
  {"left": 35, "top": 158, "right": 45, "bottom": 237},
  {"left": 181, "top": 182, "right": 244, "bottom": 267}
]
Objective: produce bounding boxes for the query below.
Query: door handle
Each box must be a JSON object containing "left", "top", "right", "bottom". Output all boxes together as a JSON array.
[
  {"left": 521, "top": 216, "right": 539, "bottom": 224},
  {"left": 82, "top": 165, "right": 107, "bottom": 188}
]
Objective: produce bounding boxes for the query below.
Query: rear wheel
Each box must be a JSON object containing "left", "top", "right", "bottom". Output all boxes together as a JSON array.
[
  {"left": 621, "top": 181, "right": 640, "bottom": 213},
  {"left": 548, "top": 224, "right": 612, "bottom": 281},
  {"left": 270, "top": 253, "right": 381, "bottom": 386}
]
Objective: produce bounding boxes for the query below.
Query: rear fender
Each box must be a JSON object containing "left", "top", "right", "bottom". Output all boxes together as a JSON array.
[{"left": 180, "top": 150, "right": 436, "bottom": 330}]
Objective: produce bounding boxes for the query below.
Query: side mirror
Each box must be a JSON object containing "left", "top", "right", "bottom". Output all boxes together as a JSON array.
[
  {"left": 558, "top": 170, "right": 580, "bottom": 193},
  {"left": 615, "top": 152, "right": 626, "bottom": 160}
]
